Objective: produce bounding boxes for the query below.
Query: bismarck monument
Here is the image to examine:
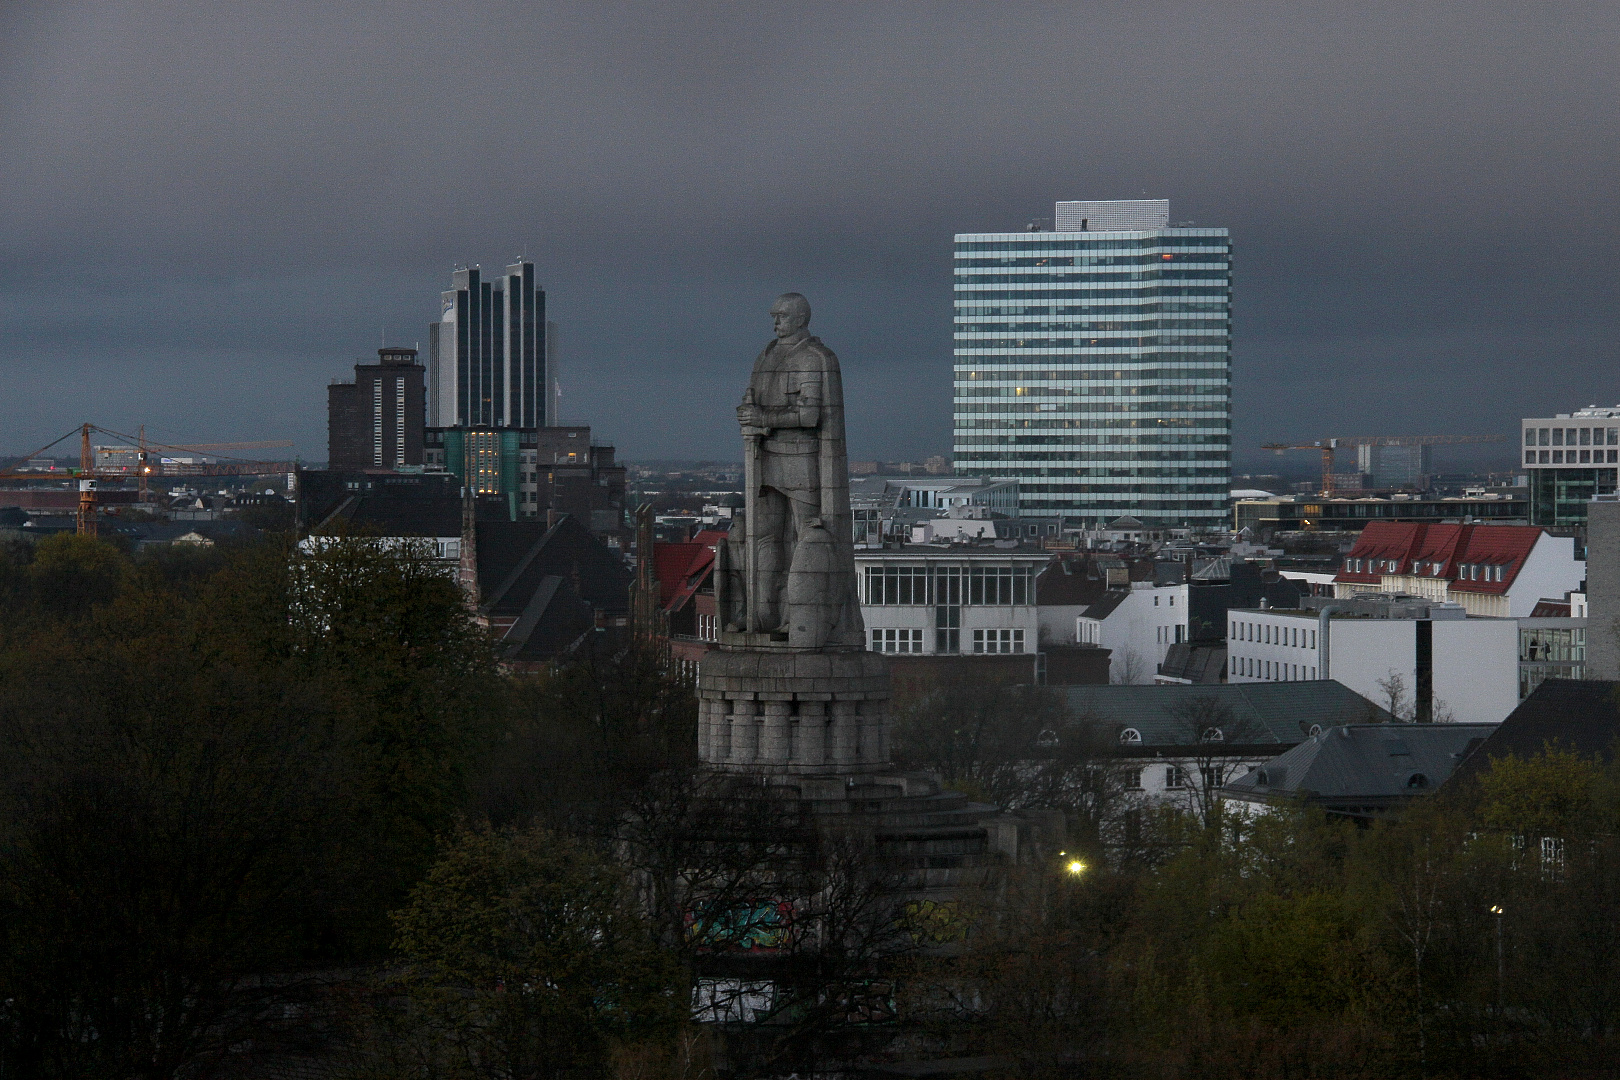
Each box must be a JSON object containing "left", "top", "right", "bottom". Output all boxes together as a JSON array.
[{"left": 698, "top": 292, "right": 892, "bottom": 774}]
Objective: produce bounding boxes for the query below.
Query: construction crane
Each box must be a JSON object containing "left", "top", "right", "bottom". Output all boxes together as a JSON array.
[
  {"left": 91, "top": 427, "right": 296, "bottom": 502},
  {"left": 1261, "top": 434, "right": 1508, "bottom": 496},
  {"left": 0, "top": 424, "right": 119, "bottom": 535},
  {"left": 0, "top": 424, "right": 297, "bottom": 535}
]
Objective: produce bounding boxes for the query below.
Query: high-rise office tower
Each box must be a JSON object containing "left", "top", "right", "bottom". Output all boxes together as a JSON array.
[
  {"left": 428, "top": 261, "right": 550, "bottom": 428},
  {"left": 952, "top": 199, "right": 1231, "bottom": 528},
  {"left": 328, "top": 347, "right": 428, "bottom": 470}
]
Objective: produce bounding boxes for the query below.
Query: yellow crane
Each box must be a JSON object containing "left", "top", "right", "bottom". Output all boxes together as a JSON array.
[{"left": 1, "top": 425, "right": 295, "bottom": 535}]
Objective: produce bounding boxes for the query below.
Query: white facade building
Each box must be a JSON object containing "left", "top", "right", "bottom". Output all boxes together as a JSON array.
[
  {"left": 952, "top": 199, "right": 1231, "bottom": 528},
  {"left": 1076, "top": 581, "right": 1190, "bottom": 684},
  {"left": 1520, "top": 406, "right": 1620, "bottom": 528},
  {"left": 1335, "top": 521, "right": 1582, "bottom": 619},
  {"left": 1228, "top": 602, "right": 1519, "bottom": 724},
  {"left": 855, "top": 550, "right": 1050, "bottom": 656}
]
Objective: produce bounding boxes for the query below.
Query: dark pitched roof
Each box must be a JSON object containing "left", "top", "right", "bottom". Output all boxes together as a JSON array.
[
  {"left": 1447, "top": 679, "right": 1620, "bottom": 786},
  {"left": 1036, "top": 554, "right": 1156, "bottom": 606},
  {"left": 1036, "top": 560, "right": 1107, "bottom": 606},
  {"left": 1157, "top": 641, "right": 1227, "bottom": 684},
  {"left": 300, "top": 470, "right": 466, "bottom": 536},
  {"left": 1079, "top": 588, "right": 1131, "bottom": 621},
  {"left": 475, "top": 515, "right": 631, "bottom": 663},
  {"left": 479, "top": 516, "right": 630, "bottom": 620},
  {"left": 107, "top": 520, "right": 258, "bottom": 546},
  {"left": 1061, "top": 681, "right": 1393, "bottom": 750},
  {"left": 1225, "top": 722, "right": 1497, "bottom": 814}
]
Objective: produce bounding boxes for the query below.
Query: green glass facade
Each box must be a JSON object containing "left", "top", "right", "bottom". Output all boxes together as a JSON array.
[
  {"left": 433, "top": 427, "right": 522, "bottom": 521},
  {"left": 1529, "top": 468, "right": 1616, "bottom": 528}
]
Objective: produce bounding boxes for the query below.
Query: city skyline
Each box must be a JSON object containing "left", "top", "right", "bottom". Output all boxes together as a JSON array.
[{"left": 1, "top": 3, "right": 1616, "bottom": 466}]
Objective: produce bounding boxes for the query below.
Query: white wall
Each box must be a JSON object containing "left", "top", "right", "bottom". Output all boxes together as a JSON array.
[
  {"left": 1331, "top": 619, "right": 1517, "bottom": 723},
  {"left": 1227, "top": 612, "right": 1322, "bottom": 682},
  {"left": 1508, "top": 534, "right": 1583, "bottom": 617},
  {"left": 1122, "top": 753, "right": 1275, "bottom": 805},
  {"left": 1078, "top": 583, "right": 1189, "bottom": 684},
  {"left": 1430, "top": 620, "right": 1520, "bottom": 722},
  {"left": 1228, "top": 609, "right": 1519, "bottom": 723},
  {"left": 1327, "top": 619, "right": 1416, "bottom": 711},
  {"left": 1039, "top": 604, "right": 1085, "bottom": 645}
]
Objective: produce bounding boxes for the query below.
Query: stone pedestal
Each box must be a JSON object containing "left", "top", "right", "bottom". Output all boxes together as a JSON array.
[{"left": 697, "top": 646, "right": 891, "bottom": 774}]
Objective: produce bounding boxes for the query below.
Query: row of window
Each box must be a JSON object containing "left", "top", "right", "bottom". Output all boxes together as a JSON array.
[
  {"left": 1113, "top": 759, "right": 1231, "bottom": 792},
  {"left": 1344, "top": 556, "right": 1510, "bottom": 581},
  {"left": 950, "top": 468, "right": 1226, "bottom": 480},
  {"left": 955, "top": 302, "right": 1228, "bottom": 316},
  {"left": 952, "top": 417, "right": 1231, "bottom": 430},
  {"left": 956, "top": 320, "right": 1227, "bottom": 332},
  {"left": 958, "top": 367, "right": 1229, "bottom": 380},
  {"left": 955, "top": 334, "right": 1229, "bottom": 348},
  {"left": 861, "top": 565, "right": 1036, "bottom": 606},
  {"left": 998, "top": 483, "right": 1226, "bottom": 496},
  {"left": 954, "top": 236, "right": 1229, "bottom": 252},
  {"left": 956, "top": 402, "right": 1229, "bottom": 415},
  {"left": 1521, "top": 626, "right": 1584, "bottom": 662},
  {"left": 1525, "top": 426, "right": 1618, "bottom": 447},
  {"left": 1231, "top": 620, "right": 1316, "bottom": 648},
  {"left": 955, "top": 252, "right": 1228, "bottom": 267},
  {"left": 1528, "top": 448, "right": 1618, "bottom": 464},
  {"left": 954, "top": 452, "right": 1228, "bottom": 464},
  {"left": 958, "top": 348, "right": 1228, "bottom": 361},
  {"left": 868, "top": 627, "right": 1025, "bottom": 654},
  {"left": 958, "top": 385, "right": 1228, "bottom": 398},
  {"left": 953, "top": 288, "right": 1229, "bottom": 302},
  {"left": 955, "top": 270, "right": 1229, "bottom": 285},
  {"left": 953, "top": 433, "right": 1231, "bottom": 445},
  {"left": 1234, "top": 656, "right": 1317, "bottom": 680}
]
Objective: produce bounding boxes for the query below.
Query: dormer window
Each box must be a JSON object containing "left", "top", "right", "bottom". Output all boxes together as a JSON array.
[
  {"left": 1119, "top": 728, "right": 1143, "bottom": 745},
  {"left": 1201, "top": 727, "right": 1225, "bottom": 743}
]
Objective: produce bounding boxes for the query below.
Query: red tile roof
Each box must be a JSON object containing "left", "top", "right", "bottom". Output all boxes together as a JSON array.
[
  {"left": 652, "top": 531, "right": 728, "bottom": 611},
  {"left": 1335, "top": 522, "right": 1544, "bottom": 596}
]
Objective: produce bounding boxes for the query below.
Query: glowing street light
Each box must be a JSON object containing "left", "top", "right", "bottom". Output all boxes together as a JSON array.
[{"left": 1066, "top": 859, "right": 1087, "bottom": 875}]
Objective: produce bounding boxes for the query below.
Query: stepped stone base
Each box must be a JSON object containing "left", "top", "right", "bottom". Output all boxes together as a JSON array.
[{"left": 697, "top": 647, "right": 891, "bottom": 774}]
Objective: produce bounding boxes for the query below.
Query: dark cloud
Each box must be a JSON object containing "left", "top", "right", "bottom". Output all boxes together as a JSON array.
[{"left": 1, "top": 1, "right": 1615, "bottom": 466}]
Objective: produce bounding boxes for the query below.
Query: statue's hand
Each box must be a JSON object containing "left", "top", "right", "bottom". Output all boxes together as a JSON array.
[{"left": 737, "top": 402, "right": 766, "bottom": 429}]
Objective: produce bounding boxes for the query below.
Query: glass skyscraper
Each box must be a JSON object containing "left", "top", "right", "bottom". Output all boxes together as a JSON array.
[
  {"left": 952, "top": 199, "right": 1231, "bottom": 528},
  {"left": 428, "top": 261, "right": 549, "bottom": 429}
]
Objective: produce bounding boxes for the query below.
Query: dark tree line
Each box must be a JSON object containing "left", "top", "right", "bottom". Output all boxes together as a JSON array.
[{"left": 4, "top": 533, "right": 1620, "bottom": 1079}]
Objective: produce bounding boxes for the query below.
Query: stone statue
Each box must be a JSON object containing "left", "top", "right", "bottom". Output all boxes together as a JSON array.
[
  {"left": 700, "top": 294, "right": 887, "bottom": 775},
  {"left": 721, "top": 293, "right": 864, "bottom": 650}
]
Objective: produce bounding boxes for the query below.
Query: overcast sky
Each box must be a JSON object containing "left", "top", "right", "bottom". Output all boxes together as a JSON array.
[{"left": 2, "top": 2, "right": 1616, "bottom": 470}]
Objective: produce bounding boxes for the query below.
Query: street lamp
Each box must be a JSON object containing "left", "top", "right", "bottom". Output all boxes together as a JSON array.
[
  {"left": 1057, "top": 851, "right": 1088, "bottom": 877},
  {"left": 1490, "top": 905, "right": 1504, "bottom": 1015}
]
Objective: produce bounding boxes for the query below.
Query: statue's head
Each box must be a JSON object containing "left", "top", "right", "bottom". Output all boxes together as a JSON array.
[{"left": 770, "top": 293, "right": 811, "bottom": 339}]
